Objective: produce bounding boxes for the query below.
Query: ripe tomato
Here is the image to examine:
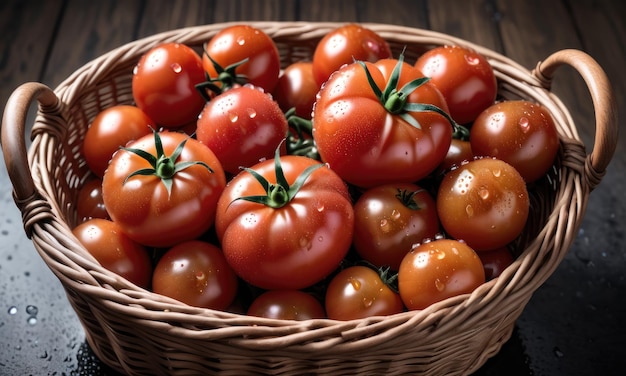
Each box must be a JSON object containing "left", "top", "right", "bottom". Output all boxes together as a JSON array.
[
  {"left": 414, "top": 45, "right": 497, "bottom": 125},
  {"left": 325, "top": 265, "right": 404, "bottom": 320},
  {"left": 312, "top": 57, "right": 453, "bottom": 188},
  {"left": 202, "top": 24, "right": 281, "bottom": 93},
  {"left": 272, "top": 61, "right": 319, "bottom": 119},
  {"left": 247, "top": 290, "right": 326, "bottom": 320},
  {"left": 215, "top": 153, "right": 354, "bottom": 290},
  {"left": 72, "top": 218, "right": 152, "bottom": 288},
  {"left": 439, "top": 138, "right": 474, "bottom": 173},
  {"left": 82, "top": 105, "right": 154, "bottom": 178},
  {"left": 132, "top": 43, "right": 206, "bottom": 128},
  {"left": 470, "top": 100, "right": 560, "bottom": 183},
  {"left": 437, "top": 158, "right": 530, "bottom": 251},
  {"left": 195, "top": 85, "right": 289, "bottom": 175},
  {"left": 398, "top": 239, "right": 485, "bottom": 310},
  {"left": 102, "top": 130, "right": 226, "bottom": 247},
  {"left": 353, "top": 183, "right": 440, "bottom": 270},
  {"left": 478, "top": 246, "right": 514, "bottom": 280},
  {"left": 152, "top": 240, "right": 238, "bottom": 310},
  {"left": 76, "top": 178, "right": 108, "bottom": 223},
  {"left": 312, "top": 24, "right": 392, "bottom": 87}
]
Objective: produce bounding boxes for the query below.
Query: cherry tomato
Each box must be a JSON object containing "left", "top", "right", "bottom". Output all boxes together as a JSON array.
[
  {"left": 312, "top": 24, "right": 392, "bottom": 87},
  {"left": 215, "top": 154, "right": 354, "bottom": 290},
  {"left": 202, "top": 25, "right": 281, "bottom": 93},
  {"left": 325, "top": 265, "right": 404, "bottom": 320},
  {"left": 478, "top": 246, "right": 514, "bottom": 280},
  {"left": 132, "top": 43, "right": 206, "bottom": 128},
  {"left": 439, "top": 138, "right": 474, "bottom": 173},
  {"left": 312, "top": 57, "right": 453, "bottom": 188},
  {"left": 195, "top": 85, "right": 289, "bottom": 175},
  {"left": 82, "top": 105, "right": 153, "bottom": 178},
  {"left": 470, "top": 100, "right": 560, "bottom": 183},
  {"left": 247, "top": 290, "right": 326, "bottom": 320},
  {"left": 72, "top": 218, "right": 152, "bottom": 288},
  {"left": 398, "top": 239, "right": 485, "bottom": 310},
  {"left": 76, "top": 178, "right": 108, "bottom": 223},
  {"left": 102, "top": 130, "right": 226, "bottom": 247},
  {"left": 272, "top": 61, "right": 319, "bottom": 119},
  {"left": 436, "top": 158, "right": 530, "bottom": 251},
  {"left": 353, "top": 183, "right": 440, "bottom": 270},
  {"left": 414, "top": 45, "right": 497, "bottom": 125},
  {"left": 152, "top": 240, "right": 238, "bottom": 310}
]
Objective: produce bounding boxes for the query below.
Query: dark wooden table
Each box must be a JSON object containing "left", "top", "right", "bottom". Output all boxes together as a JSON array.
[{"left": 1, "top": 0, "right": 624, "bottom": 375}]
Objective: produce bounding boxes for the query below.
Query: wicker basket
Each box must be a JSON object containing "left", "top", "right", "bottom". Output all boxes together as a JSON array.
[{"left": 1, "top": 22, "right": 618, "bottom": 375}]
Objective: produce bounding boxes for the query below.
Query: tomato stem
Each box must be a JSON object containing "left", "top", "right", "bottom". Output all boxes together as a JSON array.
[
  {"left": 285, "top": 108, "right": 320, "bottom": 161},
  {"left": 234, "top": 143, "right": 324, "bottom": 209},
  {"left": 195, "top": 46, "right": 250, "bottom": 99},
  {"left": 395, "top": 188, "right": 424, "bottom": 210},
  {"left": 121, "top": 128, "right": 214, "bottom": 198}
]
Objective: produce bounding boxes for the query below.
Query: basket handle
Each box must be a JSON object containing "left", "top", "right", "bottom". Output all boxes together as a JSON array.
[
  {"left": 533, "top": 49, "right": 618, "bottom": 188},
  {"left": 1, "top": 82, "right": 61, "bottom": 234}
]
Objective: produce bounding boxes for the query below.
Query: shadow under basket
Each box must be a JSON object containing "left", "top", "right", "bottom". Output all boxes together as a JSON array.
[{"left": 1, "top": 22, "right": 618, "bottom": 375}]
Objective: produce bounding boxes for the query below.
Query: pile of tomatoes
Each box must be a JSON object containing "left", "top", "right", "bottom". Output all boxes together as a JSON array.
[{"left": 72, "top": 24, "right": 560, "bottom": 321}]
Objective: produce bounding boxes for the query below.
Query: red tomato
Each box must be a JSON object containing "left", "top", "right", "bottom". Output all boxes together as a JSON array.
[
  {"left": 470, "top": 100, "right": 560, "bottom": 183},
  {"left": 312, "top": 57, "right": 453, "bottom": 187},
  {"left": 152, "top": 241, "right": 238, "bottom": 310},
  {"left": 247, "top": 290, "right": 326, "bottom": 320},
  {"left": 478, "top": 246, "right": 514, "bottom": 280},
  {"left": 82, "top": 105, "right": 154, "bottom": 178},
  {"left": 398, "top": 239, "right": 485, "bottom": 310},
  {"left": 215, "top": 154, "right": 354, "bottom": 290},
  {"left": 272, "top": 61, "right": 319, "bottom": 119},
  {"left": 102, "top": 130, "right": 226, "bottom": 247},
  {"left": 72, "top": 218, "right": 152, "bottom": 288},
  {"left": 414, "top": 45, "right": 497, "bottom": 125},
  {"left": 312, "top": 24, "right": 392, "bottom": 87},
  {"left": 195, "top": 85, "right": 289, "bottom": 175},
  {"left": 202, "top": 25, "right": 281, "bottom": 93},
  {"left": 439, "top": 138, "right": 474, "bottom": 173},
  {"left": 76, "top": 178, "right": 108, "bottom": 223},
  {"left": 353, "top": 183, "right": 440, "bottom": 270},
  {"left": 132, "top": 43, "right": 206, "bottom": 128},
  {"left": 437, "top": 158, "right": 530, "bottom": 251},
  {"left": 325, "top": 266, "right": 404, "bottom": 320}
]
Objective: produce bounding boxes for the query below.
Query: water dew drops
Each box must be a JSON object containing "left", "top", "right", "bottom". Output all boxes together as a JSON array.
[
  {"left": 518, "top": 117, "right": 530, "bottom": 133},
  {"left": 465, "top": 204, "right": 474, "bottom": 217},
  {"left": 247, "top": 108, "right": 257, "bottom": 119},
  {"left": 27, "top": 316, "right": 38, "bottom": 325},
  {"left": 479, "top": 188, "right": 490, "bottom": 200},
  {"left": 228, "top": 112, "right": 239, "bottom": 122},
  {"left": 236, "top": 36, "right": 246, "bottom": 46},
  {"left": 8, "top": 306, "right": 17, "bottom": 315},
  {"left": 465, "top": 54, "right": 480, "bottom": 65},
  {"left": 170, "top": 63, "right": 182, "bottom": 73},
  {"left": 362, "top": 298, "right": 374, "bottom": 308},
  {"left": 379, "top": 218, "right": 391, "bottom": 233},
  {"left": 391, "top": 209, "right": 401, "bottom": 220},
  {"left": 435, "top": 278, "right": 446, "bottom": 291},
  {"left": 492, "top": 169, "right": 501, "bottom": 178},
  {"left": 350, "top": 278, "right": 361, "bottom": 291},
  {"left": 26, "top": 305, "right": 38, "bottom": 316}
]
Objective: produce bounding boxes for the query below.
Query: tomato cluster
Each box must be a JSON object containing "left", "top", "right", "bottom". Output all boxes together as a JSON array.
[{"left": 74, "top": 24, "right": 560, "bottom": 320}]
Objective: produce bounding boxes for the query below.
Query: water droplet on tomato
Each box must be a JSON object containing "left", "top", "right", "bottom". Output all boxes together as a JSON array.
[
  {"left": 316, "top": 202, "right": 325, "bottom": 212},
  {"left": 518, "top": 117, "right": 530, "bottom": 133},
  {"left": 391, "top": 209, "right": 401, "bottom": 220},
  {"left": 237, "top": 36, "right": 246, "bottom": 45},
  {"left": 247, "top": 108, "right": 257, "bottom": 119},
  {"left": 479, "top": 188, "right": 490, "bottom": 200},
  {"left": 8, "top": 306, "right": 17, "bottom": 315},
  {"left": 171, "top": 63, "right": 182, "bottom": 73},
  {"left": 299, "top": 236, "right": 312, "bottom": 251},
  {"left": 492, "top": 169, "right": 501, "bottom": 178},
  {"left": 26, "top": 305, "right": 38, "bottom": 316},
  {"left": 228, "top": 112, "right": 239, "bottom": 122},
  {"left": 27, "top": 316, "right": 37, "bottom": 325},
  {"left": 379, "top": 218, "right": 391, "bottom": 233},
  {"left": 132, "top": 65, "right": 138, "bottom": 75},
  {"left": 362, "top": 298, "right": 374, "bottom": 308},
  {"left": 435, "top": 278, "right": 446, "bottom": 291},
  {"left": 465, "top": 54, "right": 480, "bottom": 65},
  {"left": 465, "top": 204, "right": 474, "bottom": 217},
  {"left": 350, "top": 278, "right": 361, "bottom": 291},
  {"left": 435, "top": 250, "right": 446, "bottom": 260}
]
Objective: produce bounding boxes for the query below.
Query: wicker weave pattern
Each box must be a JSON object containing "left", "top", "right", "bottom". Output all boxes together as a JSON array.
[{"left": 1, "top": 22, "right": 617, "bottom": 375}]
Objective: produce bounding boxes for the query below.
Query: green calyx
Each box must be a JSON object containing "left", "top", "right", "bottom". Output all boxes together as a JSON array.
[
  {"left": 285, "top": 107, "right": 321, "bottom": 161},
  {"left": 195, "top": 46, "right": 249, "bottom": 99},
  {"left": 121, "top": 128, "right": 213, "bottom": 197},
  {"left": 358, "top": 51, "right": 458, "bottom": 131},
  {"left": 395, "top": 188, "right": 423, "bottom": 210},
  {"left": 234, "top": 144, "right": 324, "bottom": 209}
]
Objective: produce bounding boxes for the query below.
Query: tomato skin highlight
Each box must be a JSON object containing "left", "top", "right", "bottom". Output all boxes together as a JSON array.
[
  {"left": 398, "top": 239, "right": 485, "bottom": 310},
  {"left": 436, "top": 158, "right": 530, "bottom": 251},
  {"left": 196, "top": 86, "right": 289, "bottom": 175},
  {"left": 325, "top": 266, "right": 404, "bottom": 320},
  {"left": 102, "top": 131, "right": 226, "bottom": 247},
  {"left": 72, "top": 218, "right": 152, "bottom": 288},
  {"left": 312, "top": 24, "right": 392, "bottom": 87},
  {"left": 215, "top": 155, "right": 354, "bottom": 290},
  {"left": 273, "top": 61, "right": 319, "bottom": 119},
  {"left": 353, "top": 183, "right": 440, "bottom": 271},
  {"left": 415, "top": 45, "right": 497, "bottom": 125},
  {"left": 76, "top": 178, "right": 109, "bottom": 224},
  {"left": 152, "top": 241, "right": 238, "bottom": 310},
  {"left": 132, "top": 43, "right": 206, "bottom": 128},
  {"left": 470, "top": 100, "right": 560, "bottom": 183},
  {"left": 247, "top": 290, "right": 326, "bottom": 320},
  {"left": 312, "top": 59, "right": 452, "bottom": 188}
]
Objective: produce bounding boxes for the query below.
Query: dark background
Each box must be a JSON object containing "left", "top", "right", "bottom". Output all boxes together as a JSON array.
[{"left": 1, "top": 0, "right": 624, "bottom": 375}]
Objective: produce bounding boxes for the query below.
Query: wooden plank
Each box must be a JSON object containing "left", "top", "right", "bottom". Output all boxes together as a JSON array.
[
  {"left": 41, "top": 0, "right": 143, "bottom": 89},
  {"left": 427, "top": 0, "right": 502, "bottom": 51},
  {"left": 297, "top": 0, "right": 360, "bottom": 22},
  {"left": 0, "top": 0, "right": 63, "bottom": 108}
]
